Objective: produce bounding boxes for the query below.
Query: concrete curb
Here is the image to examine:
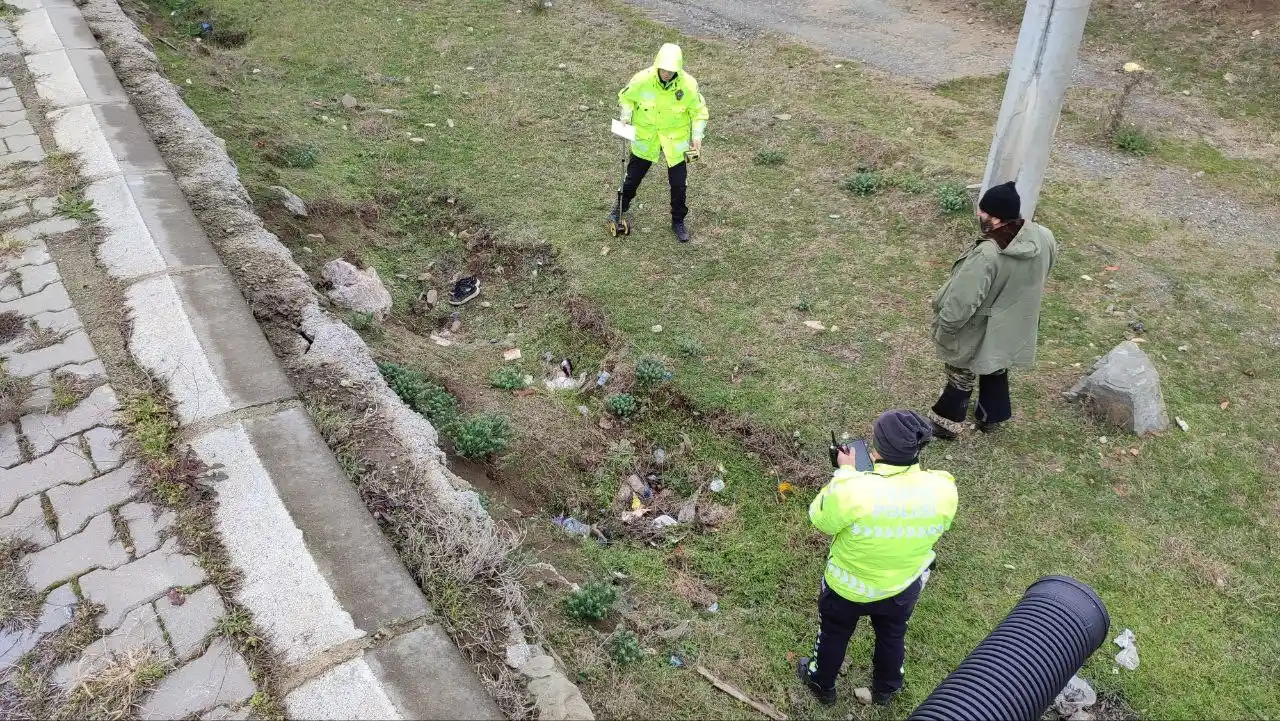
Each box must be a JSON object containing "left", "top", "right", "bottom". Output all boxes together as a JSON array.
[{"left": 13, "top": 0, "right": 506, "bottom": 718}]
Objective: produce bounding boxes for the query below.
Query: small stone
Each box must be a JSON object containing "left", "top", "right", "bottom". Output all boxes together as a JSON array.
[
  {"left": 447, "top": 118, "right": 455, "bottom": 128},
  {"left": 340, "top": 93, "right": 358, "bottom": 109},
  {"left": 651, "top": 325, "right": 663, "bottom": 333},
  {"left": 1175, "top": 416, "right": 1189, "bottom": 432},
  {"left": 1223, "top": 72, "right": 1237, "bottom": 84},
  {"left": 773, "top": 113, "right": 792, "bottom": 120},
  {"left": 425, "top": 288, "right": 438, "bottom": 307},
  {"left": 854, "top": 687, "right": 872, "bottom": 704},
  {"left": 503, "top": 348, "right": 522, "bottom": 361},
  {"left": 1054, "top": 674, "right": 1097, "bottom": 716},
  {"left": 410, "top": 137, "right": 425, "bottom": 143},
  {"left": 803, "top": 320, "right": 826, "bottom": 331},
  {"left": 269, "top": 186, "right": 308, "bottom": 217}
]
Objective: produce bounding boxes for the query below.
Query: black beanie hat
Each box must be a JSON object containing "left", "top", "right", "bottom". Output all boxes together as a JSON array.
[
  {"left": 979, "top": 181, "right": 1021, "bottom": 221},
  {"left": 872, "top": 410, "right": 933, "bottom": 466}
]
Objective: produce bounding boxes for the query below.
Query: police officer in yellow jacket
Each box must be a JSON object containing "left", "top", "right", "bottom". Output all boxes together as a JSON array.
[
  {"left": 798, "top": 410, "right": 958, "bottom": 707},
  {"left": 610, "top": 43, "right": 709, "bottom": 243}
]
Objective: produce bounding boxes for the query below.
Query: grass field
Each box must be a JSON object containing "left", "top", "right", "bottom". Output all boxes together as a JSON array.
[{"left": 137, "top": 0, "right": 1279, "bottom": 718}]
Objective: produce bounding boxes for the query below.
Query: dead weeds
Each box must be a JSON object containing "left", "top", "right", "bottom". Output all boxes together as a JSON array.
[{"left": 0, "top": 538, "right": 40, "bottom": 631}]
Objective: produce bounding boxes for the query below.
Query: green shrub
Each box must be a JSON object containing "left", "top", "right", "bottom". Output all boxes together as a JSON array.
[
  {"left": 675, "top": 337, "right": 705, "bottom": 359},
  {"left": 634, "top": 358, "right": 669, "bottom": 390},
  {"left": 606, "top": 629, "right": 644, "bottom": 665},
  {"left": 564, "top": 582, "right": 618, "bottom": 622},
  {"left": 451, "top": 413, "right": 513, "bottom": 459},
  {"left": 605, "top": 393, "right": 638, "bottom": 418},
  {"left": 840, "top": 170, "right": 880, "bottom": 196},
  {"left": 937, "top": 183, "right": 970, "bottom": 215},
  {"left": 889, "top": 173, "right": 929, "bottom": 194},
  {"left": 377, "top": 362, "right": 460, "bottom": 427},
  {"left": 1113, "top": 124, "right": 1154, "bottom": 156},
  {"left": 266, "top": 142, "right": 318, "bottom": 169},
  {"left": 488, "top": 366, "right": 528, "bottom": 391},
  {"left": 753, "top": 148, "right": 786, "bottom": 166}
]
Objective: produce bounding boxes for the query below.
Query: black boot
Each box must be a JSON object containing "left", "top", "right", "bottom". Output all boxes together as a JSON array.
[
  {"left": 796, "top": 658, "right": 837, "bottom": 706},
  {"left": 672, "top": 220, "right": 690, "bottom": 243},
  {"left": 872, "top": 690, "right": 898, "bottom": 706}
]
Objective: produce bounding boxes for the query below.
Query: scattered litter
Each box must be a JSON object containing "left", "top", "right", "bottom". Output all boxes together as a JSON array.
[
  {"left": 828, "top": 214, "right": 841, "bottom": 219},
  {"left": 503, "top": 348, "right": 523, "bottom": 361},
  {"left": 1099, "top": 436, "right": 1108, "bottom": 444},
  {"left": 446, "top": 118, "right": 456, "bottom": 128},
  {"left": 706, "top": 602, "right": 719, "bottom": 613},
  {"left": 1054, "top": 674, "right": 1097, "bottom": 717},
  {"left": 653, "top": 448, "right": 667, "bottom": 465},
  {"left": 803, "top": 320, "right": 826, "bottom": 331},
  {"left": 1177, "top": 345, "right": 1189, "bottom": 352},
  {"left": 560, "top": 358, "right": 574, "bottom": 377},
  {"left": 1122, "top": 61, "right": 1144, "bottom": 73},
  {"left": 600, "top": 245, "right": 610, "bottom": 256},
  {"left": 854, "top": 687, "right": 873, "bottom": 705},
  {"left": 596, "top": 370, "right": 612, "bottom": 387},
  {"left": 554, "top": 516, "right": 592, "bottom": 537},
  {"left": 669, "top": 654, "right": 686, "bottom": 668},
  {"left": 1219, "top": 400, "right": 1230, "bottom": 410},
  {"left": 626, "top": 475, "right": 653, "bottom": 500},
  {"left": 772, "top": 113, "right": 792, "bottom": 120},
  {"left": 1175, "top": 417, "right": 1189, "bottom": 432},
  {"left": 709, "top": 477, "right": 725, "bottom": 493},
  {"left": 410, "top": 137, "right": 425, "bottom": 143},
  {"left": 1223, "top": 72, "right": 1238, "bottom": 84},
  {"left": 652, "top": 514, "right": 678, "bottom": 530},
  {"left": 1129, "top": 321, "right": 1146, "bottom": 334},
  {"left": 696, "top": 666, "right": 787, "bottom": 721},
  {"left": 1081, "top": 274, "right": 1094, "bottom": 281},
  {"left": 651, "top": 325, "right": 663, "bottom": 333},
  {"left": 1114, "top": 629, "right": 1139, "bottom": 670},
  {"left": 777, "top": 481, "right": 795, "bottom": 499},
  {"left": 1003, "top": 564, "right": 1015, "bottom": 570},
  {"left": 1104, "top": 265, "right": 1120, "bottom": 271},
  {"left": 166, "top": 588, "right": 186, "bottom": 606}
]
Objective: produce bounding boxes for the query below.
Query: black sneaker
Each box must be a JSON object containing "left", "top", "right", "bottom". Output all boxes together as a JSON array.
[
  {"left": 672, "top": 220, "right": 690, "bottom": 243},
  {"left": 872, "top": 690, "right": 897, "bottom": 706},
  {"left": 796, "top": 658, "right": 837, "bottom": 706},
  {"left": 448, "top": 277, "right": 480, "bottom": 306},
  {"left": 975, "top": 420, "right": 1003, "bottom": 434}
]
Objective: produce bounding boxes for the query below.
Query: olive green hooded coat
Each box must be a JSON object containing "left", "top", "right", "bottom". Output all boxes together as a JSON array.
[{"left": 931, "top": 221, "right": 1058, "bottom": 375}]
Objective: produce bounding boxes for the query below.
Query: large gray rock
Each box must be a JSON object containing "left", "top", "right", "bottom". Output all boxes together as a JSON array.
[
  {"left": 321, "top": 259, "right": 392, "bottom": 321},
  {"left": 269, "top": 185, "right": 308, "bottom": 217},
  {"left": 1066, "top": 341, "right": 1169, "bottom": 435}
]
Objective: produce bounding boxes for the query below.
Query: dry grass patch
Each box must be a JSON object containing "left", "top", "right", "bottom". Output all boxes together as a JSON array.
[{"left": 0, "top": 538, "right": 40, "bottom": 631}]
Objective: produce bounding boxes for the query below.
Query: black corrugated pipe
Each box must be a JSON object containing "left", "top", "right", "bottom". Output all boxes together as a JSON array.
[{"left": 909, "top": 576, "right": 1110, "bottom": 721}]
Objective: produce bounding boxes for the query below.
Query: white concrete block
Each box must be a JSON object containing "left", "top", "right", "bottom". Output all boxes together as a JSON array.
[
  {"left": 85, "top": 175, "right": 165, "bottom": 279},
  {"left": 285, "top": 655, "right": 401, "bottom": 720},
  {"left": 47, "top": 104, "right": 120, "bottom": 181},
  {"left": 15, "top": 9, "right": 60, "bottom": 55},
  {"left": 25, "top": 49, "right": 88, "bottom": 108},
  {"left": 123, "top": 275, "right": 229, "bottom": 424},
  {"left": 190, "top": 423, "right": 364, "bottom": 663}
]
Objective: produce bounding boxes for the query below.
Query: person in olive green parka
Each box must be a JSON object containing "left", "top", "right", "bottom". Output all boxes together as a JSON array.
[
  {"left": 609, "top": 43, "right": 709, "bottom": 243},
  {"left": 928, "top": 181, "right": 1057, "bottom": 438}
]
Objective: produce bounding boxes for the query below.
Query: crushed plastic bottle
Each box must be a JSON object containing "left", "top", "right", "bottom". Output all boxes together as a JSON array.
[{"left": 553, "top": 516, "right": 592, "bottom": 537}]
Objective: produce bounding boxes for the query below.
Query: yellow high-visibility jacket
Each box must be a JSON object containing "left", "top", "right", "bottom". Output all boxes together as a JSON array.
[{"left": 618, "top": 43, "right": 709, "bottom": 167}]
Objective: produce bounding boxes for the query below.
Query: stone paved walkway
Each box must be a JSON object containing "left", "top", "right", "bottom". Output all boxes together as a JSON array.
[{"left": 0, "top": 21, "right": 257, "bottom": 720}]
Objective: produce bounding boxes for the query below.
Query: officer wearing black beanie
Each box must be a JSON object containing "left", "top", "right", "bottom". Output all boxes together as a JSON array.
[{"left": 927, "top": 181, "right": 1059, "bottom": 438}]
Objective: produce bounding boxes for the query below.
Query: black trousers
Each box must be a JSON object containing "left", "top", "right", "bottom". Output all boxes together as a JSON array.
[
  {"left": 931, "top": 364, "right": 1012, "bottom": 429},
  {"left": 619, "top": 153, "right": 687, "bottom": 222},
  {"left": 809, "top": 577, "right": 923, "bottom": 694}
]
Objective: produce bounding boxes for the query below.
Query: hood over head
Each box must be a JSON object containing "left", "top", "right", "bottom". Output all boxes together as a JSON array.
[{"left": 654, "top": 43, "right": 684, "bottom": 74}]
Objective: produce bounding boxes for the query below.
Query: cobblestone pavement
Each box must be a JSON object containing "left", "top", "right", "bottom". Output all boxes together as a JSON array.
[{"left": 0, "top": 22, "right": 256, "bottom": 720}]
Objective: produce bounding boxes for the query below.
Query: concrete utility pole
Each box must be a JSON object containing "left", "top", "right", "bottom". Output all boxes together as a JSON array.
[{"left": 982, "top": 0, "right": 1092, "bottom": 221}]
